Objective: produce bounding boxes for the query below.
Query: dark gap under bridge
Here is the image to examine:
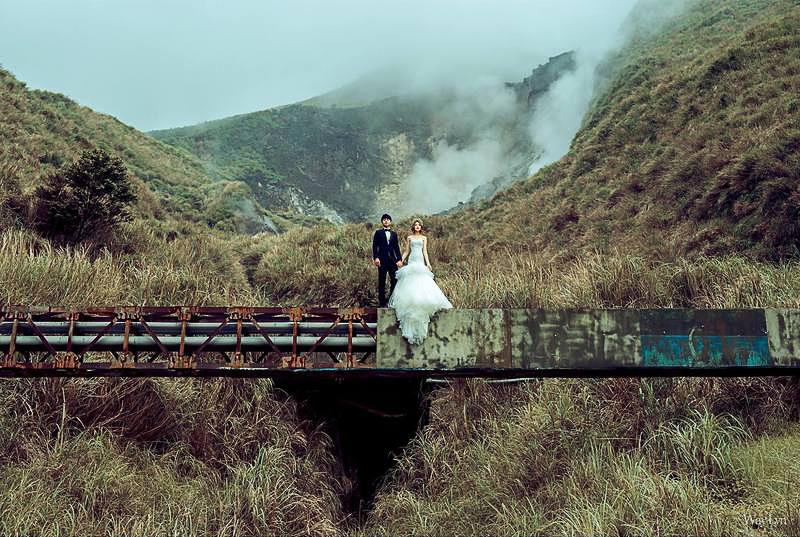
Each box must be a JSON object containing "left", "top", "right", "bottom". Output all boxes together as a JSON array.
[{"left": 1, "top": 305, "right": 799, "bottom": 378}]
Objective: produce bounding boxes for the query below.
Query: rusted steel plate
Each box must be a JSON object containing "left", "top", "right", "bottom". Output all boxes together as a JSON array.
[
  {"left": 765, "top": 309, "right": 800, "bottom": 367},
  {"left": 508, "top": 309, "right": 640, "bottom": 369}
]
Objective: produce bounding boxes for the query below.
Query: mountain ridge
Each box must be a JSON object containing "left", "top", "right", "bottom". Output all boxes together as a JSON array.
[{"left": 150, "top": 53, "right": 578, "bottom": 222}]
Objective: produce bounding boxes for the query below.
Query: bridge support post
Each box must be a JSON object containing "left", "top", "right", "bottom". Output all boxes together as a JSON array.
[
  {"left": 59, "top": 311, "right": 79, "bottom": 370},
  {"left": 171, "top": 307, "right": 192, "bottom": 369},
  {"left": 3, "top": 314, "right": 21, "bottom": 368}
]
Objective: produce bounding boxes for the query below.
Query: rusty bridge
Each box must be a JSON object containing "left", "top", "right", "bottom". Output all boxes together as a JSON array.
[{"left": 1, "top": 306, "right": 799, "bottom": 377}]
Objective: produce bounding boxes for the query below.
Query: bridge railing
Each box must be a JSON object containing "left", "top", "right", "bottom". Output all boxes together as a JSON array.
[{"left": 0, "top": 306, "right": 377, "bottom": 375}]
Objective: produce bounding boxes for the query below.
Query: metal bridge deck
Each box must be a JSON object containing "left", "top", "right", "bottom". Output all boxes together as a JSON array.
[{"left": 1, "top": 306, "right": 799, "bottom": 377}]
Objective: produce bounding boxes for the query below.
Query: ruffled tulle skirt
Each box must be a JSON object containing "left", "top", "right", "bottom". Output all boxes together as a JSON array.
[{"left": 388, "top": 261, "right": 453, "bottom": 345}]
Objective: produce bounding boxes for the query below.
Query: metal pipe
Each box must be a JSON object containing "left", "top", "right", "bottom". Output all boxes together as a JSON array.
[
  {"left": 0, "top": 321, "right": 376, "bottom": 332},
  {"left": 425, "top": 377, "right": 542, "bottom": 385},
  {"left": 0, "top": 335, "right": 376, "bottom": 352}
]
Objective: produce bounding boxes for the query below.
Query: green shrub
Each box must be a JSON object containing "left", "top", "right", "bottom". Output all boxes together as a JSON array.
[{"left": 32, "top": 149, "right": 136, "bottom": 247}]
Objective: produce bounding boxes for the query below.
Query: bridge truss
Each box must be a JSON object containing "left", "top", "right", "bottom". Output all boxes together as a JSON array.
[{"left": 0, "top": 306, "right": 377, "bottom": 376}]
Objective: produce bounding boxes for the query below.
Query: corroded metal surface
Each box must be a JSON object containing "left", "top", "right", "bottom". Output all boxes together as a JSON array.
[
  {"left": 0, "top": 306, "right": 377, "bottom": 374},
  {"left": 1, "top": 306, "right": 799, "bottom": 376},
  {"left": 508, "top": 310, "right": 641, "bottom": 369},
  {"left": 640, "top": 309, "right": 770, "bottom": 367},
  {"left": 765, "top": 309, "right": 800, "bottom": 367},
  {"left": 378, "top": 308, "right": 799, "bottom": 373},
  {"left": 377, "top": 309, "right": 508, "bottom": 369}
]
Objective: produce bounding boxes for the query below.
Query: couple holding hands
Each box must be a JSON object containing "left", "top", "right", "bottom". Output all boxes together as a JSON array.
[{"left": 371, "top": 213, "right": 452, "bottom": 345}]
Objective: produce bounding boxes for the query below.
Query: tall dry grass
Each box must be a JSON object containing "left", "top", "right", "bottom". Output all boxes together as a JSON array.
[
  {"left": 439, "top": 251, "right": 800, "bottom": 309},
  {"left": 249, "top": 223, "right": 800, "bottom": 309},
  {"left": 4, "top": 222, "right": 799, "bottom": 536},
  {"left": 252, "top": 224, "right": 375, "bottom": 306},
  {"left": 0, "top": 378, "right": 347, "bottom": 536},
  {"left": 0, "top": 227, "right": 258, "bottom": 306},
  {"left": 0, "top": 227, "right": 348, "bottom": 535},
  {"left": 363, "top": 378, "right": 800, "bottom": 536}
]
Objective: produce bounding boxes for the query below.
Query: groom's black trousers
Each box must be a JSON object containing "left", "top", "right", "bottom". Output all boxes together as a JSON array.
[{"left": 377, "top": 264, "right": 398, "bottom": 307}]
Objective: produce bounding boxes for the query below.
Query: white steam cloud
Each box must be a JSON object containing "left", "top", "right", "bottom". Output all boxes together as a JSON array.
[
  {"left": 402, "top": 138, "right": 507, "bottom": 215},
  {"left": 397, "top": 51, "right": 607, "bottom": 217},
  {"left": 394, "top": 0, "right": 693, "bottom": 217},
  {"left": 527, "top": 50, "right": 611, "bottom": 176},
  {"left": 399, "top": 79, "right": 519, "bottom": 214}
]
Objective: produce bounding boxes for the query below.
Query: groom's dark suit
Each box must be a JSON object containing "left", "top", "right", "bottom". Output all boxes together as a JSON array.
[{"left": 372, "top": 227, "right": 402, "bottom": 307}]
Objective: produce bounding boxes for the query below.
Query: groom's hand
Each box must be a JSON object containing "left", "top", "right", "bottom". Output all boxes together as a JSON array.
[{"left": 373, "top": 258, "right": 381, "bottom": 268}]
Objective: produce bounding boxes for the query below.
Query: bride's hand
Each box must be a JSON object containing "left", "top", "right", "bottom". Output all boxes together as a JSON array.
[{"left": 426, "top": 264, "right": 432, "bottom": 271}]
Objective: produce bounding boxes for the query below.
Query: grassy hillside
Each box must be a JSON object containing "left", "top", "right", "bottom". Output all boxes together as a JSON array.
[
  {"left": 0, "top": 67, "right": 277, "bottom": 234},
  {"left": 446, "top": 0, "right": 800, "bottom": 260},
  {"left": 0, "top": 0, "right": 799, "bottom": 534}
]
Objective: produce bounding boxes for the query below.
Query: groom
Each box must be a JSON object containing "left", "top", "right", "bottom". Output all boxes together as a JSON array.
[{"left": 372, "top": 213, "right": 403, "bottom": 307}]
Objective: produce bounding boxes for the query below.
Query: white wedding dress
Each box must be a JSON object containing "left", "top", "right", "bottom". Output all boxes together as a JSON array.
[{"left": 388, "top": 236, "right": 453, "bottom": 345}]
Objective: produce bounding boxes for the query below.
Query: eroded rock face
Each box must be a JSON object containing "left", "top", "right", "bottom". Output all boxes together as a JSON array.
[
  {"left": 374, "top": 133, "right": 417, "bottom": 219},
  {"left": 507, "top": 51, "right": 578, "bottom": 107},
  {"left": 285, "top": 186, "right": 346, "bottom": 225}
]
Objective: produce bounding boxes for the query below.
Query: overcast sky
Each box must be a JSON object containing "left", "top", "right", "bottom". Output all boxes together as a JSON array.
[{"left": 0, "top": 0, "right": 638, "bottom": 131}]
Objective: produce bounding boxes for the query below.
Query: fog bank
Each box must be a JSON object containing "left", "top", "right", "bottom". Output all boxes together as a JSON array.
[{"left": 2, "top": 0, "right": 640, "bottom": 130}]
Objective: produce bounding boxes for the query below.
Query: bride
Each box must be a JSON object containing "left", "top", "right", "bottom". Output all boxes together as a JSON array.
[{"left": 388, "top": 218, "right": 453, "bottom": 345}]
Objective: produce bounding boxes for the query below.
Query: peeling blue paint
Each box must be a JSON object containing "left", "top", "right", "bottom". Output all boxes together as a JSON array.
[{"left": 641, "top": 335, "right": 771, "bottom": 367}]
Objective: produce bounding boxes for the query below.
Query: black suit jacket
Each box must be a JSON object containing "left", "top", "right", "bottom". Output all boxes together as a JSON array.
[{"left": 372, "top": 228, "right": 402, "bottom": 265}]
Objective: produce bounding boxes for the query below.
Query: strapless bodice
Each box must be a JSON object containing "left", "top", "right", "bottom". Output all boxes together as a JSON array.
[{"left": 408, "top": 237, "right": 424, "bottom": 264}]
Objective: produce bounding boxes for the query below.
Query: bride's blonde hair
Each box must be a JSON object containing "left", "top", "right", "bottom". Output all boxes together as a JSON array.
[{"left": 410, "top": 218, "right": 425, "bottom": 234}]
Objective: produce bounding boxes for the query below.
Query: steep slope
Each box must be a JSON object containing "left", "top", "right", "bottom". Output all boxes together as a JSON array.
[
  {"left": 0, "top": 68, "right": 277, "bottom": 234},
  {"left": 150, "top": 54, "right": 577, "bottom": 223},
  {"left": 446, "top": 0, "right": 800, "bottom": 260}
]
